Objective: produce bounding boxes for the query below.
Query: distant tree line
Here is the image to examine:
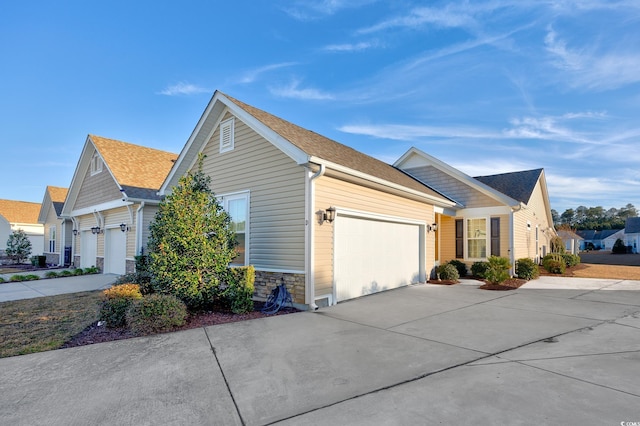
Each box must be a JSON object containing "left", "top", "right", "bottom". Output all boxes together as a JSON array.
[{"left": 551, "top": 204, "right": 638, "bottom": 230}]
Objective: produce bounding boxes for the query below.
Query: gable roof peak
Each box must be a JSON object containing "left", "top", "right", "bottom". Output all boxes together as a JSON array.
[{"left": 474, "top": 168, "right": 544, "bottom": 204}]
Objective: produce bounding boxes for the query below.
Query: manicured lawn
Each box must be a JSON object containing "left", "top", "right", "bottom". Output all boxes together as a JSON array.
[{"left": 0, "top": 291, "right": 102, "bottom": 358}]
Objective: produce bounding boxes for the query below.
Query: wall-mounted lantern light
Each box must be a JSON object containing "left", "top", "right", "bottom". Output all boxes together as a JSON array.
[
  {"left": 72, "top": 229, "right": 78, "bottom": 236},
  {"left": 431, "top": 223, "right": 438, "bottom": 232},
  {"left": 91, "top": 226, "right": 101, "bottom": 234},
  {"left": 119, "top": 223, "right": 129, "bottom": 232},
  {"left": 323, "top": 206, "right": 336, "bottom": 223}
]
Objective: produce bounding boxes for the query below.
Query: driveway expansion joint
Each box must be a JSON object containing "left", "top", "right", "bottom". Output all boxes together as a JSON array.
[{"left": 203, "top": 327, "right": 246, "bottom": 426}]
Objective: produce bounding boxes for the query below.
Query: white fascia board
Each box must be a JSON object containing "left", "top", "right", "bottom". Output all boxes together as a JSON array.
[
  {"left": 61, "top": 137, "right": 94, "bottom": 217},
  {"left": 309, "top": 156, "right": 456, "bottom": 208},
  {"left": 394, "top": 147, "right": 519, "bottom": 207},
  {"left": 217, "top": 93, "right": 309, "bottom": 164},
  {"left": 456, "top": 206, "right": 513, "bottom": 217},
  {"left": 159, "top": 93, "right": 220, "bottom": 195},
  {"left": 70, "top": 199, "right": 133, "bottom": 217}
]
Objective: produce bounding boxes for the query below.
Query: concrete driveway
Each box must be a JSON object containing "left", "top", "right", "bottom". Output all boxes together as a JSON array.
[{"left": 1, "top": 276, "right": 639, "bottom": 425}]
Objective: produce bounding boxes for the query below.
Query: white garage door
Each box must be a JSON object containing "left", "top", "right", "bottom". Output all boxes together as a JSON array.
[
  {"left": 105, "top": 228, "right": 126, "bottom": 275},
  {"left": 80, "top": 231, "right": 97, "bottom": 269},
  {"left": 334, "top": 215, "right": 424, "bottom": 302}
]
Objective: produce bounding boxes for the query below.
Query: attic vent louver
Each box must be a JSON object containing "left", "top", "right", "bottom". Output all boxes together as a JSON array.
[{"left": 220, "top": 117, "right": 235, "bottom": 153}]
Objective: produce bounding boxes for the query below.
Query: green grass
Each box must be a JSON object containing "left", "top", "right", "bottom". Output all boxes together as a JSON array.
[{"left": 0, "top": 291, "right": 102, "bottom": 358}]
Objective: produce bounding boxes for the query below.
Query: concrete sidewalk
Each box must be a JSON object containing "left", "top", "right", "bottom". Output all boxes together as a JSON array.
[
  {"left": 1, "top": 276, "right": 639, "bottom": 425},
  {"left": 0, "top": 272, "right": 117, "bottom": 302}
]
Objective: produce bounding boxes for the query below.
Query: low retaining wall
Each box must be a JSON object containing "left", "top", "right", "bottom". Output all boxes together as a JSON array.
[{"left": 254, "top": 271, "right": 305, "bottom": 305}]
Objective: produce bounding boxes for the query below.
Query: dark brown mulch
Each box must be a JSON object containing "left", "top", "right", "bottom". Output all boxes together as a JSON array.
[
  {"left": 479, "top": 278, "right": 527, "bottom": 291},
  {"left": 538, "top": 264, "right": 587, "bottom": 277},
  {"left": 61, "top": 303, "right": 299, "bottom": 349},
  {"left": 427, "top": 279, "right": 459, "bottom": 285}
]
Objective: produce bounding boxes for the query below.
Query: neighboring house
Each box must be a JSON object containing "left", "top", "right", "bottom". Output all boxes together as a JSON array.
[
  {"left": 395, "top": 148, "right": 556, "bottom": 268},
  {"left": 0, "top": 199, "right": 44, "bottom": 260},
  {"left": 557, "top": 229, "right": 583, "bottom": 254},
  {"left": 38, "top": 186, "right": 72, "bottom": 266},
  {"left": 624, "top": 217, "right": 640, "bottom": 253},
  {"left": 61, "top": 135, "right": 177, "bottom": 274},
  {"left": 159, "top": 91, "right": 556, "bottom": 308},
  {"left": 576, "top": 229, "right": 620, "bottom": 250},
  {"left": 602, "top": 228, "right": 625, "bottom": 251}
]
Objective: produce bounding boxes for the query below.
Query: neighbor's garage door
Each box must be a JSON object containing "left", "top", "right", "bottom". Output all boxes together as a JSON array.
[
  {"left": 104, "top": 228, "right": 126, "bottom": 275},
  {"left": 334, "top": 215, "right": 423, "bottom": 302},
  {"left": 80, "top": 231, "right": 97, "bottom": 269}
]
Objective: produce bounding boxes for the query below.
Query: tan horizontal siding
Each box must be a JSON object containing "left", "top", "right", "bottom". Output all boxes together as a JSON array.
[
  {"left": 198, "top": 113, "right": 306, "bottom": 271},
  {"left": 314, "top": 175, "right": 434, "bottom": 297},
  {"left": 75, "top": 164, "right": 122, "bottom": 210}
]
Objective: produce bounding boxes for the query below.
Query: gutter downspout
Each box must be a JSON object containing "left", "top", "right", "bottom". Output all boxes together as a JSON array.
[
  {"left": 510, "top": 203, "right": 524, "bottom": 276},
  {"left": 136, "top": 202, "right": 145, "bottom": 256},
  {"left": 306, "top": 163, "right": 325, "bottom": 310}
]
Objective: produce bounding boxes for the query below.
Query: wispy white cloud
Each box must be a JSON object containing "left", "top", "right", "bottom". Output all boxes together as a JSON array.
[
  {"left": 269, "top": 79, "right": 335, "bottom": 100},
  {"left": 157, "top": 82, "right": 209, "bottom": 96},
  {"left": 322, "top": 41, "right": 380, "bottom": 52},
  {"left": 338, "top": 123, "right": 502, "bottom": 141},
  {"left": 357, "top": 4, "right": 478, "bottom": 34},
  {"left": 544, "top": 25, "right": 640, "bottom": 90},
  {"left": 283, "top": 0, "right": 376, "bottom": 21},
  {"left": 237, "top": 62, "right": 298, "bottom": 84}
]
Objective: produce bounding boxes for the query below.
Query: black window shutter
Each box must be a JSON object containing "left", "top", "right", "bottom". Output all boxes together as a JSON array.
[
  {"left": 455, "top": 219, "right": 463, "bottom": 259},
  {"left": 491, "top": 217, "right": 500, "bottom": 256}
]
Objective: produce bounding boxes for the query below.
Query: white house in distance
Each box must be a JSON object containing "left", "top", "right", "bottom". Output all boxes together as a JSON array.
[{"left": 0, "top": 199, "right": 44, "bottom": 260}]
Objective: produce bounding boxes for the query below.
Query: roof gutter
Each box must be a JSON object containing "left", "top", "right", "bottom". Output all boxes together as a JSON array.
[
  {"left": 305, "top": 163, "right": 325, "bottom": 310},
  {"left": 307, "top": 156, "right": 456, "bottom": 208}
]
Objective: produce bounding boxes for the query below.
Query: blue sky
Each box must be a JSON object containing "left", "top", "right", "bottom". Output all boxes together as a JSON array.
[{"left": 1, "top": 0, "right": 639, "bottom": 214}]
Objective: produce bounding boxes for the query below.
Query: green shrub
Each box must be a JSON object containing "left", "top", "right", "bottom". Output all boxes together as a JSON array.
[
  {"left": 126, "top": 294, "right": 187, "bottom": 335},
  {"left": 471, "top": 261, "right": 490, "bottom": 278},
  {"left": 562, "top": 253, "right": 580, "bottom": 268},
  {"left": 0, "top": 277, "right": 5, "bottom": 283},
  {"left": 223, "top": 265, "right": 255, "bottom": 314},
  {"left": 24, "top": 274, "right": 40, "bottom": 281},
  {"left": 544, "top": 260, "right": 565, "bottom": 274},
  {"left": 73, "top": 268, "right": 85, "bottom": 276},
  {"left": 446, "top": 260, "right": 467, "bottom": 277},
  {"left": 84, "top": 266, "right": 100, "bottom": 274},
  {"left": 437, "top": 263, "right": 459, "bottom": 281},
  {"left": 485, "top": 256, "right": 511, "bottom": 285},
  {"left": 612, "top": 238, "right": 627, "bottom": 254},
  {"left": 516, "top": 258, "right": 539, "bottom": 280},
  {"left": 9, "top": 275, "right": 25, "bottom": 282},
  {"left": 542, "top": 253, "right": 564, "bottom": 272},
  {"left": 99, "top": 284, "right": 143, "bottom": 328},
  {"left": 45, "top": 271, "right": 59, "bottom": 278},
  {"left": 60, "top": 270, "right": 73, "bottom": 276}
]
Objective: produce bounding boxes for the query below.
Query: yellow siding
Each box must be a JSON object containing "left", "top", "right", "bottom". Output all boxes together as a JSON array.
[
  {"left": 314, "top": 175, "right": 435, "bottom": 296},
  {"left": 74, "top": 161, "right": 122, "bottom": 210},
  {"left": 439, "top": 216, "right": 456, "bottom": 264},
  {"left": 199, "top": 112, "right": 306, "bottom": 271},
  {"left": 513, "top": 180, "right": 553, "bottom": 261}
]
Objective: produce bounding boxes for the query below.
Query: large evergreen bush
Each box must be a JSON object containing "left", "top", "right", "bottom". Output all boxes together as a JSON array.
[{"left": 148, "top": 155, "right": 236, "bottom": 309}]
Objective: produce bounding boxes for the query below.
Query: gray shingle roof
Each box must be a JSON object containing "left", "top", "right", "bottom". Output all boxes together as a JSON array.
[
  {"left": 474, "top": 169, "right": 543, "bottom": 204},
  {"left": 626, "top": 217, "right": 640, "bottom": 233}
]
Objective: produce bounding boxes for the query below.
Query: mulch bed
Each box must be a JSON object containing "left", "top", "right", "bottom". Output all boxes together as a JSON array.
[
  {"left": 478, "top": 278, "right": 527, "bottom": 291},
  {"left": 427, "top": 279, "right": 459, "bottom": 285},
  {"left": 61, "top": 303, "right": 299, "bottom": 349}
]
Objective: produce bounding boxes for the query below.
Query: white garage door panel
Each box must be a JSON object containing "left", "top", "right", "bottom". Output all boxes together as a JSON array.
[
  {"left": 80, "top": 231, "right": 97, "bottom": 269},
  {"left": 105, "top": 228, "right": 126, "bottom": 275},
  {"left": 335, "top": 216, "right": 421, "bottom": 302}
]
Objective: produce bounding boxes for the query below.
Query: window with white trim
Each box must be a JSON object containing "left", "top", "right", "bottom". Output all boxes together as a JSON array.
[
  {"left": 90, "top": 152, "right": 103, "bottom": 175},
  {"left": 219, "top": 118, "right": 235, "bottom": 153},
  {"left": 222, "top": 193, "right": 248, "bottom": 265},
  {"left": 467, "top": 218, "right": 487, "bottom": 259},
  {"left": 49, "top": 226, "right": 56, "bottom": 253}
]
